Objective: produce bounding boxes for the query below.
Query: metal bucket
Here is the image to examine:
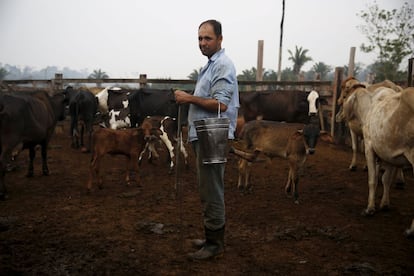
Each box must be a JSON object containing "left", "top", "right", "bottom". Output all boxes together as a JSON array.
[{"left": 194, "top": 117, "right": 230, "bottom": 164}]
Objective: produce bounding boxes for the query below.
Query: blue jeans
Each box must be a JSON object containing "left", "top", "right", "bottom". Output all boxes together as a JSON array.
[{"left": 192, "top": 141, "right": 226, "bottom": 230}]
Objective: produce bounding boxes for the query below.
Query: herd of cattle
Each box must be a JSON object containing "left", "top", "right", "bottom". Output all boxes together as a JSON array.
[{"left": 0, "top": 80, "right": 413, "bottom": 238}]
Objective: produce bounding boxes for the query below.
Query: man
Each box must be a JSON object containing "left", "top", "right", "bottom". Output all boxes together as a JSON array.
[{"left": 175, "top": 19, "right": 239, "bottom": 260}]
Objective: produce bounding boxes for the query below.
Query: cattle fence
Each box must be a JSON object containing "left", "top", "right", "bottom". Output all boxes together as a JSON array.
[{"left": 0, "top": 68, "right": 347, "bottom": 144}]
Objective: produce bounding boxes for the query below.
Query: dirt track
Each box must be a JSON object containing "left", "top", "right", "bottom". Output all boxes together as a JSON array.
[{"left": 0, "top": 119, "right": 413, "bottom": 275}]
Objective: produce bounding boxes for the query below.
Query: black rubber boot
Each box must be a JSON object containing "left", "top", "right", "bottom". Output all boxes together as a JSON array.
[
  {"left": 190, "top": 239, "right": 206, "bottom": 249},
  {"left": 188, "top": 226, "right": 224, "bottom": 261}
]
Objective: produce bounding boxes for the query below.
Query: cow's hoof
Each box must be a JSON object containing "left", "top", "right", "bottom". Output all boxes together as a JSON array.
[
  {"left": 294, "top": 199, "right": 300, "bottom": 205},
  {"left": 42, "top": 170, "right": 50, "bottom": 176},
  {"left": 361, "top": 208, "right": 375, "bottom": 216},
  {"left": 379, "top": 205, "right": 390, "bottom": 211},
  {"left": 349, "top": 166, "right": 357, "bottom": 171},
  {"left": 405, "top": 229, "right": 414, "bottom": 239},
  {"left": 394, "top": 182, "right": 405, "bottom": 190},
  {"left": 26, "top": 172, "right": 34, "bottom": 178}
]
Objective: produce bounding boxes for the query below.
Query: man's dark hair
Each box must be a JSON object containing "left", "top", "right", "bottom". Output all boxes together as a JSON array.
[{"left": 199, "top": 19, "right": 222, "bottom": 37}]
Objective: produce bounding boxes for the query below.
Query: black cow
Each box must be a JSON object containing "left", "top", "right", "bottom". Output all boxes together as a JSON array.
[
  {"left": 64, "top": 86, "right": 98, "bottom": 152},
  {"left": 127, "top": 88, "right": 189, "bottom": 128},
  {"left": 239, "top": 90, "right": 321, "bottom": 123},
  {"left": 0, "top": 90, "right": 66, "bottom": 199}
]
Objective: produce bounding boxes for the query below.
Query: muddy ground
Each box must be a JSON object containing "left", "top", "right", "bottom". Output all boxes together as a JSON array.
[{"left": 0, "top": 119, "right": 413, "bottom": 275}]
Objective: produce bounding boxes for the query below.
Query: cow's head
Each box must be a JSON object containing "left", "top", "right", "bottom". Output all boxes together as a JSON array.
[
  {"left": 307, "top": 90, "right": 319, "bottom": 116},
  {"left": 298, "top": 121, "right": 321, "bottom": 155},
  {"left": 337, "top": 77, "right": 364, "bottom": 106},
  {"left": 140, "top": 118, "right": 162, "bottom": 142}
]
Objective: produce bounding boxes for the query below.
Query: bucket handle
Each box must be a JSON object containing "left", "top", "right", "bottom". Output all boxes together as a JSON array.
[{"left": 217, "top": 101, "right": 221, "bottom": 118}]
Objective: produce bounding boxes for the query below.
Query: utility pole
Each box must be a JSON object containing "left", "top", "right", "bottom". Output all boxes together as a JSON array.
[{"left": 277, "top": 0, "right": 285, "bottom": 81}]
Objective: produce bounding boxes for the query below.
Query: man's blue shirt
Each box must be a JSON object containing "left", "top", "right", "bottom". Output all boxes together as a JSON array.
[{"left": 187, "top": 48, "right": 239, "bottom": 142}]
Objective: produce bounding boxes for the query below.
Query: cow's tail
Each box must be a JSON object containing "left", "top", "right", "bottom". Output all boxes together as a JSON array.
[{"left": 229, "top": 147, "right": 260, "bottom": 162}]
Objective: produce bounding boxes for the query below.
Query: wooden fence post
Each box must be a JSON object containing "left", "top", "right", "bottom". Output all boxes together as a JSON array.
[
  {"left": 348, "top": 47, "right": 356, "bottom": 78},
  {"left": 139, "top": 74, "right": 147, "bottom": 88},
  {"left": 408, "top": 58, "right": 414, "bottom": 87},
  {"left": 331, "top": 67, "right": 343, "bottom": 142},
  {"left": 53, "top": 73, "right": 63, "bottom": 91}
]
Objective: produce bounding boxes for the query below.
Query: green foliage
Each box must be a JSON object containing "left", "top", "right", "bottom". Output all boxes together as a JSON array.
[
  {"left": 237, "top": 67, "right": 257, "bottom": 81},
  {"left": 311, "top": 62, "right": 332, "bottom": 80},
  {"left": 357, "top": 1, "right": 414, "bottom": 80},
  {"left": 287, "top": 46, "right": 312, "bottom": 78},
  {"left": 0, "top": 68, "right": 8, "bottom": 80},
  {"left": 343, "top": 63, "right": 363, "bottom": 78},
  {"left": 187, "top": 67, "right": 202, "bottom": 80},
  {"left": 88, "top": 69, "right": 109, "bottom": 79}
]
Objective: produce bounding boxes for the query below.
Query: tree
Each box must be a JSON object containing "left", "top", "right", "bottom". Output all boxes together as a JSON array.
[
  {"left": 287, "top": 46, "right": 312, "bottom": 79},
  {"left": 188, "top": 67, "right": 202, "bottom": 80},
  {"left": 343, "top": 63, "right": 363, "bottom": 79},
  {"left": 312, "top": 62, "right": 332, "bottom": 80},
  {"left": 0, "top": 68, "right": 8, "bottom": 80},
  {"left": 237, "top": 67, "right": 257, "bottom": 81},
  {"left": 263, "top": 69, "right": 277, "bottom": 81},
  {"left": 281, "top": 67, "right": 296, "bottom": 81},
  {"left": 357, "top": 1, "right": 414, "bottom": 81},
  {"left": 88, "top": 69, "right": 109, "bottom": 79}
]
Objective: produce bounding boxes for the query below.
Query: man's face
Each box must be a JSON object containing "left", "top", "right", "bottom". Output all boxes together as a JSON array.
[{"left": 198, "top": 23, "right": 222, "bottom": 58}]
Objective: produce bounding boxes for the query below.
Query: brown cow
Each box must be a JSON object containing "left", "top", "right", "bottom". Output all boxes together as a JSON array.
[
  {"left": 87, "top": 127, "right": 148, "bottom": 192},
  {"left": 230, "top": 119, "right": 325, "bottom": 204}
]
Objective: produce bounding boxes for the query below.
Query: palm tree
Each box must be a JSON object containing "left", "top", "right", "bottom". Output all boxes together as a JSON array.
[
  {"left": 312, "top": 62, "right": 332, "bottom": 80},
  {"left": 288, "top": 46, "right": 312, "bottom": 79},
  {"left": 188, "top": 67, "right": 202, "bottom": 80},
  {"left": 343, "top": 64, "right": 362, "bottom": 78},
  {"left": 88, "top": 69, "right": 109, "bottom": 79},
  {"left": 237, "top": 67, "right": 257, "bottom": 81}
]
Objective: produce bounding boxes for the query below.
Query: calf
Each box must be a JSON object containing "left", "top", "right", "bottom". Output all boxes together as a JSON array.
[
  {"left": 139, "top": 116, "right": 189, "bottom": 173},
  {"left": 87, "top": 127, "right": 147, "bottom": 192},
  {"left": 230, "top": 119, "right": 323, "bottom": 204}
]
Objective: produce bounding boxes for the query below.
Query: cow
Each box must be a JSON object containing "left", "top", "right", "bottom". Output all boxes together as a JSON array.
[
  {"left": 335, "top": 79, "right": 371, "bottom": 170},
  {"left": 361, "top": 87, "right": 414, "bottom": 238},
  {"left": 138, "top": 115, "right": 189, "bottom": 173},
  {"left": 335, "top": 78, "right": 406, "bottom": 187},
  {"left": 87, "top": 127, "right": 148, "bottom": 192},
  {"left": 366, "top": 79, "right": 403, "bottom": 93},
  {"left": 95, "top": 87, "right": 131, "bottom": 129},
  {"left": 230, "top": 118, "right": 324, "bottom": 204},
  {"left": 239, "top": 90, "right": 321, "bottom": 123},
  {"left": 0, "top": 90, "right": 66, "bottom": 199},
  {"left": 127, "top": 88, "right": 190, "bottom": 128},
  {"left": 64, "top": 86, "right": 98, "bottom": 153}
]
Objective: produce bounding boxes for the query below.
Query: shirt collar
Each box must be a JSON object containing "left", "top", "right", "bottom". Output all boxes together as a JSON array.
[{"left": 208, "top": 48, "right": 225, "bottom": 63}]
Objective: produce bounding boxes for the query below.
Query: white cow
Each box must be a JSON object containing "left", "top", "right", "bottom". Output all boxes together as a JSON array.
[
  {"left": 362, "top": 87, "right": 414, "bottom": 237},
  {"left": 336, "top": 79, "right": 406, "bottom": 187}
]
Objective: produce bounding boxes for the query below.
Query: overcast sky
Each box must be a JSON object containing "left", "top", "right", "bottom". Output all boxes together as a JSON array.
[{"left": 0, "top": 0, "right": 406, "bottom": 79}]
